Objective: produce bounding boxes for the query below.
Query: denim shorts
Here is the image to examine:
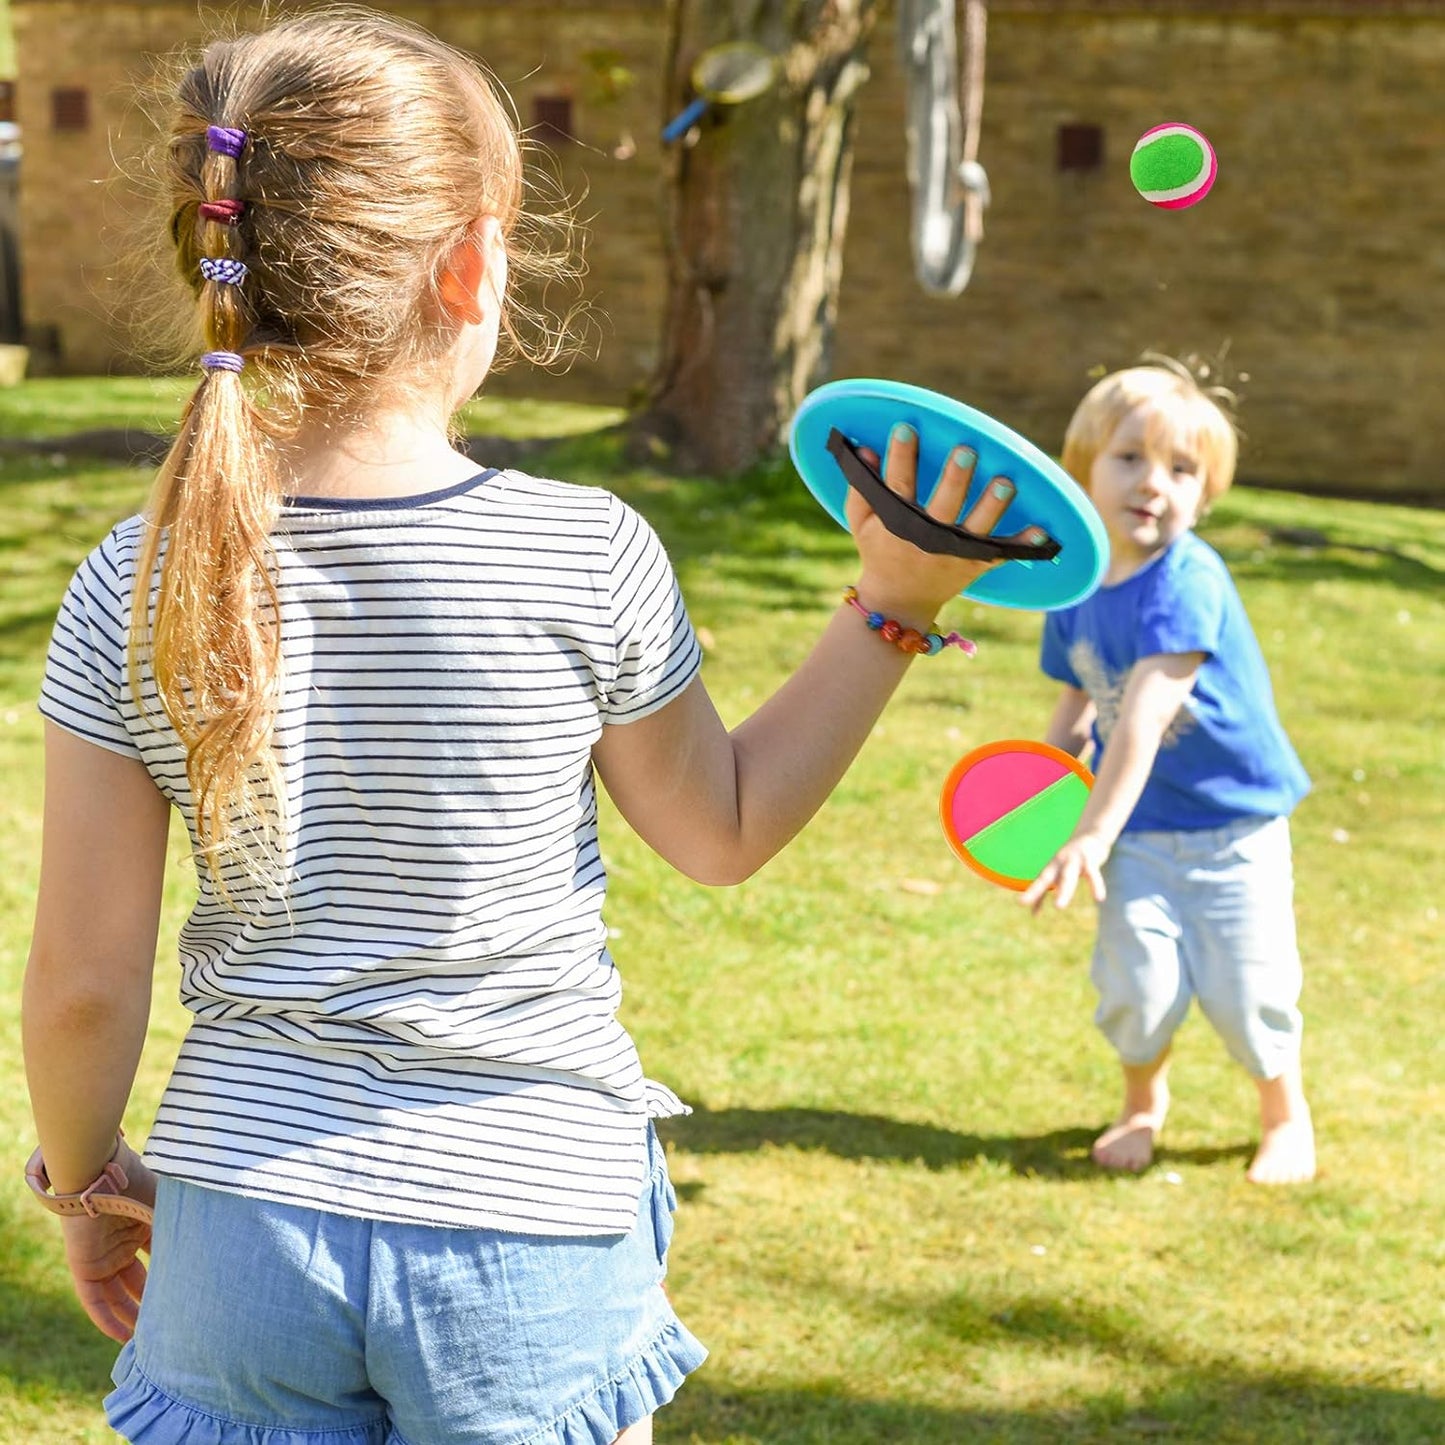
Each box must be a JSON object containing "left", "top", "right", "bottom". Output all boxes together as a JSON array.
[
  {"left": 105, "top": 1124, "right": 707, "bottom": 1445},
  {"left": 1092, "top": 815, "right": 1304, "bottom": 1079}
]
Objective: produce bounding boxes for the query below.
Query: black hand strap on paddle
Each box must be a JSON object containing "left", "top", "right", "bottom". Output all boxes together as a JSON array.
[{"left": 826, "top": 427, "right": 1062, "bottom": 563}]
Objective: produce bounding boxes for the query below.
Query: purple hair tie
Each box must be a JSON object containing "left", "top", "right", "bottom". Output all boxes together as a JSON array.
[
  {"left": 200, "top": 350, "right": 245, "bottom": 374},
  {"left": 206, "top": 125, "right": 247, "bottom": 159},
  {"left": 199, "top": 257, "right": 248, "bottom": 285}
]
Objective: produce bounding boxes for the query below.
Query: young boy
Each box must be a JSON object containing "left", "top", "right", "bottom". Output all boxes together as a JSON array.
[{"left": 1022, "top": 360, "right": 1315, "bottom": 1185}]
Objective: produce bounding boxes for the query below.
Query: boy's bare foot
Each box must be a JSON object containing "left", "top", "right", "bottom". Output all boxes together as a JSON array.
[
  {"left": 1092, "top": 1105, "right": 1167, "bottom": 1172},
  {"left": 1248, "top": 1068, "right": 1315, "bottom": 1184},
  {"left": 1246, "top": 1118, "right": 1315, "bottom": 1184},
  {"left": 1094, "top": 1056, "right": 1171, "bottom": 1173}
]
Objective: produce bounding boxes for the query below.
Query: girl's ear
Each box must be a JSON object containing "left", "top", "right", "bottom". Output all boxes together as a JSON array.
[{"left": 438, "top": 216, "right": 506, "bottom": 324}]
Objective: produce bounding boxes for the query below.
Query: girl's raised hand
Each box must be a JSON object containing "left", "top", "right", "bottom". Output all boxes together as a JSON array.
[{"left": 844, "top": 423, "right": 1043, "bottom": 625}]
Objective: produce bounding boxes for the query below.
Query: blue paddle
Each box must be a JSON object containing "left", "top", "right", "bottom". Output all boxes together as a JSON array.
[{"left": 789, "top": 378, "right": 1108, "bottom": 611}]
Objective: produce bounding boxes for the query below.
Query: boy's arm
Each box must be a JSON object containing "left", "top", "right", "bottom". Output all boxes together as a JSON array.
[
  {"left": 1043, "top": 685, "right": 1095, "bottom": 758},
  {"left": 1022, "top": 651, "right": 1204, "bottom": 913}
]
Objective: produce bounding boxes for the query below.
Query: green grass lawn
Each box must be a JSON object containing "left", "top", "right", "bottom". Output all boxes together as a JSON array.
[{"left": 1, "top": 379, "right": 1442, "bottom": 1443}]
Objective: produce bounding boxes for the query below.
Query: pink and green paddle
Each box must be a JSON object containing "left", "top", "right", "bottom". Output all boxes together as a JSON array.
[{"left": 940, "top": 740, "right": 1094, "bottom": 891}]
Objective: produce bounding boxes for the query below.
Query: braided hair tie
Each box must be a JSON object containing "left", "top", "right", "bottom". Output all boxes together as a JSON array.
[
  {"left": 206, "top": 125, "right": 247, "bottom": 159},
  {"left": 199, "top": 199, "right": 245, "bottom": 224},
  {"left": 199, "top": 257, "right": 248, "bottom": 285},
  {"left": 200, "top": 350, "right": 245, "bottom": 374}
]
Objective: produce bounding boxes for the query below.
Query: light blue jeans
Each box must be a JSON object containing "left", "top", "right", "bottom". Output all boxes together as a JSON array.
[
  {"left": 1092, "top": 815, "right": 1304, "bottom": 1079},
  {"left": 105, "top": 1124, "right": 706, "bottom": 1445}
]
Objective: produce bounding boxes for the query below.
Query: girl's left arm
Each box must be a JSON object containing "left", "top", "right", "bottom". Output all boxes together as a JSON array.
[
  {"left": 23, "top": 722, "right": 170, "bottom": 1194},
  {"left": 1021, "top": 651, "right": 1204, "bottom": 914}
]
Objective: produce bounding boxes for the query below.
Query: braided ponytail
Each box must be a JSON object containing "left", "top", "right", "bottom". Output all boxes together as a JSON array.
[
  {"left": 128, "top": 7, "right": 588, "bottom": 907},
  {"left": 130, "top": 120, "right": 287, "bottom": 906}
]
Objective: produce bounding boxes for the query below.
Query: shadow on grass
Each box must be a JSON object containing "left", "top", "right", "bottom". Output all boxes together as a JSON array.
[
  {"left": 1225, "top": 537, "right": 1444, "bottom": 595},
  {"left": 6, "top": 1275, "right": 1438, "bottom": 1445},
  {"left": 2, "top": 1205, "right": 1434, "bottom": 1444},
  {"left": 672, "top": 1287, "right": 1439, "bottom": 1443},
  {"left": 660, "top": 1104, "right": 1253, "bottom": 1181},
  {"left": 662, "top": 1372, "right": 1443, "bottom": 1444}
]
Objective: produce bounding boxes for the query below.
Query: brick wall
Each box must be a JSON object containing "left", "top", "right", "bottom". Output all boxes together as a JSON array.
[
  {"left": 12, "top": 0, "right": 1444, "bottom": 497},
  {"left": 837, "top": 6, "right": 1445, "bottom": 498},
  {"left": 9, "top": 1, "right": 672, "bottom": 386}
]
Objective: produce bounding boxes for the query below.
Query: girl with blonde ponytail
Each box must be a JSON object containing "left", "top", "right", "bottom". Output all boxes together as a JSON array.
[
  {"left": 23, "top": 7, "right": 1027, "bottom": 1441},
  {"left": 132, "top": 118, "right": 287, "bottom": 903}
]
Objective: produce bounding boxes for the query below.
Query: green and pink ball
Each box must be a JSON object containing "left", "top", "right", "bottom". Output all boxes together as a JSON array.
[{"left": 1130, "top": 123, "right": 1217, "bottom": 209}]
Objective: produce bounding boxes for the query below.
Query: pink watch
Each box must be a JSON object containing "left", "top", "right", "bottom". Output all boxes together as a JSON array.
[{"left": 25, "top": 1136, "right": 155, "bottom": 1225}]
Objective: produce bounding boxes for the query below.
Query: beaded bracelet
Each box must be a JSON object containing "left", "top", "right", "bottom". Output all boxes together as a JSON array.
[{"left": 843, "top": 585, "right": 977, "bottom": 657}]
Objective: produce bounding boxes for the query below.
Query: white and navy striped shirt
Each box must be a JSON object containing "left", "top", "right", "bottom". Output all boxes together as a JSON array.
[{"left": 39, "top": 468, "right": 703, "bottom": 1235}]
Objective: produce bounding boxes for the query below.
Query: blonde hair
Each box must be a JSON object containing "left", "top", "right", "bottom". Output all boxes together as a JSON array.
[
  {"left": 1061, "top": 355, "right": 1240, "bottom": 509},
  {"left": 128, "top": 5, "right": 582, "bottom": 903}
]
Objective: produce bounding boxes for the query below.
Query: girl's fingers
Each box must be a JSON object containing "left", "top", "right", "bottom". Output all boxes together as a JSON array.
[
  {"left": 117, "top": 1257, "right": 148, "bottom": 1303},
  {"left": 959, "top": 470, "right": 1016, "bottom": 537},
  {"left": 843, "top": 448, "right": 881, "bottom": 534},
  {"left": 927, "top": 445, "right": 978, "bottom": 525},
  {"left": 846, "top": 425, "right": 1053, "bottom": 566},
  {"left": 79, "top": 1283, "right": 134, "bottom": 1343},
  {"left": 883, "top": 424, "right": 919, "bottom": 497}
]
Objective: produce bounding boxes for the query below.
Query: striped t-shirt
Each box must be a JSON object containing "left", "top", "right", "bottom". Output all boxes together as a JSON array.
[{"left": 38, "top": 467, "right": 703, "bottom": 1235}]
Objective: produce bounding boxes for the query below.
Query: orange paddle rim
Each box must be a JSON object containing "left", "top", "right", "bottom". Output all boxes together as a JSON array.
[{"left": 940, "top": 739, "right": 1095, "bottom": 891}]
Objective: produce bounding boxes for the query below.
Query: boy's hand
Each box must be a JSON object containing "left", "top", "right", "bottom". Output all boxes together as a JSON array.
[{"left": 1021, "top": 832, "right": 1110, "bottom": 914}]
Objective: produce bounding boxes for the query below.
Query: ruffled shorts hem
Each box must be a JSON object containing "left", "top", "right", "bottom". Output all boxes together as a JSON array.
[
  {"left": 510, "top": 1314, "right": 708, "bottom": 1445},
  {"left": 105, "top": 1314, "right": 708, "bottom": 1445},
  {"left": 105, "top": 1353, "right": 384, "bottom": 1444}
]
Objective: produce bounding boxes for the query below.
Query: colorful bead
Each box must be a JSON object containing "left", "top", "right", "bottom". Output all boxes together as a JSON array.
[{"left": 840, "top": 586, "right": 976, "bottom": 659}]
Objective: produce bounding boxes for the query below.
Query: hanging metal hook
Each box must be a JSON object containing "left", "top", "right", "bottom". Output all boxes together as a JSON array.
[{"left": 898, "top": 0, "right": 990, "bottom": 296}]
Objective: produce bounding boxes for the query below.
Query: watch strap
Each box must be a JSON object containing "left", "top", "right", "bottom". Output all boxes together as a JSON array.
[{"left": 25, "top": 1141, "right": 155, "bottom": 1225}]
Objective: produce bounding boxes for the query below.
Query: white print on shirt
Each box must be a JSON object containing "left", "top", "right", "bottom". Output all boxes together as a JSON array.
[{"left": 1069, "top": 639, "right": 1198, "bottom": 750}]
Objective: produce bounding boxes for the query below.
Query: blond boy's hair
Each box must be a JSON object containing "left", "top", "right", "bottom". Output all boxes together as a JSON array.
[{"left": 1061, "top": 356, "right": 1240, "bottom": 509}]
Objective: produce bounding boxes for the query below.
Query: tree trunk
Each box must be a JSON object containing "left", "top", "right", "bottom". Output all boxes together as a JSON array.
[{"left": 639, "top": 0, "right": 879, "bottom": 475}]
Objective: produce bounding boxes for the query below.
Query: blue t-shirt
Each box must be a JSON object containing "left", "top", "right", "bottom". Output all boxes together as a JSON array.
[{"left": 1039, "top": 532, "right": 1310, "bottom": 832}]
